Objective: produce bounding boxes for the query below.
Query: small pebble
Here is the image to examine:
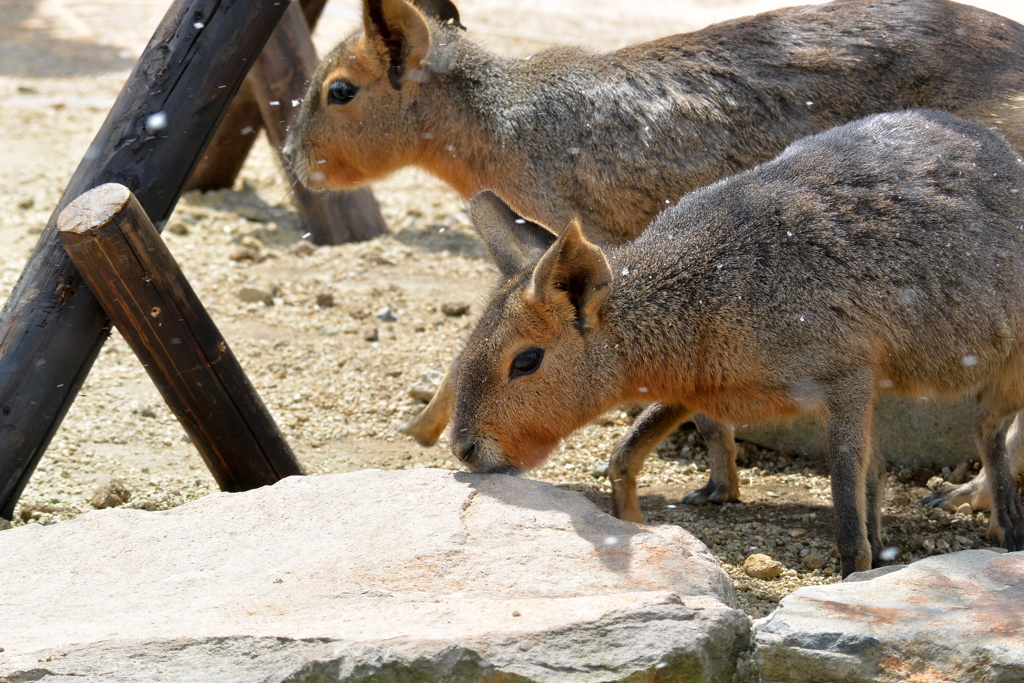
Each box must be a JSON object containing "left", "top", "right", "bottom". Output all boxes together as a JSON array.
[
  {"left": 956, "top": 503, "right": 972, "bottom": 515},
  {"left": 408, "top": 384, "right": 438, "bottom": 402},
  {"left": 377, "top": 306, "right": 398, "bottom": 323},
  {"left": 926, "top": 476, "right": 946, "bottom": 491},
  {"left": 743, "top": 553, "right": 782, "bottom": 579},
  {"left": 441, "top": 301, "right": 470, "bottom": 317},
  {"left": 909, "top": 467, "right": 934, "bottom": 486},
  {"left": 802, "top": 553, "right": 825, "bottom": 570},
  {"left": 789, "top": 528, "right": 807, "bottom": 539},
  {"left": 90, "top": 477, "right": 132, "bottom": 509},
  {"left": 229, "top": 246, "right": 260, "bottom": 262},
  {"left": 591, "top": 460, "right": 610, "bottom": 479},
  {"left": 166, "top": 220, "right": 189, "bottom": 235},
  {"left": 316, "top": 292, "right": 335, "bottom": 308},
  {"left": 17, "top": 197, "right": 34, "bottom": 210},
  {"left": 238, "top": 287, "right": 273, "bottom": 305},
  {"left": 289, "top": 240, "right": 316, "bottom": 256},
  {"left": 407, "top": 371, "right": 443, "bottom": 402},
  {"left": 949, "top": 461, "right": 970, "bottom": 485},
  {"left": 364, "top": 327, "right": 379, "bottom": 342}
]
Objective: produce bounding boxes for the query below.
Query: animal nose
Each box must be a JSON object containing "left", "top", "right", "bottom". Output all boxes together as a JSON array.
[
  {"left": 281, "top": 140, "right": 296, "bottom": 165},
  {"left": 456, "top": 440, "right": 478, "bottom": 465}
]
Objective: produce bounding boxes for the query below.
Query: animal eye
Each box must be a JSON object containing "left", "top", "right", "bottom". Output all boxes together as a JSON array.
[
  {"left": 327, "top": 79, "right": 359, "bottom": 105},
  {"left": 510, "top": 347, "right": 545, "bottom": 379}
]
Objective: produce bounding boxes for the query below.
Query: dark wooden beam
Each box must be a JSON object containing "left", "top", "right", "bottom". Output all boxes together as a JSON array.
[
  {"left": 186, "top": 0, "right": 330, "bottom": 192},
  {"left": 59, "top": 184, "right": 304, "bottom": 489},
  {"left": 0, "top": 0, "right": 303, "bottom": 520},
  {"left": 249, "top": 1, "right": 388, "bottom": 244}
]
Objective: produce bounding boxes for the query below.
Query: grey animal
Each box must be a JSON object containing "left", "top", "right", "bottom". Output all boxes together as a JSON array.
[{"left": 449, "top": 110, "right": 1024, "bottom": 577}]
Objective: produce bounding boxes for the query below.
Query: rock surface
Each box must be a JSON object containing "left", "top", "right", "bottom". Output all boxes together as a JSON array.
[
  {"left": 0, "top": 469, "right": 754, "bottom": 683},
  {"left": 738, "top": 396, "right": 973, "bottom": 468},
  {"left": 755, "top": 549, "right": 1024, "bottom": 683}
]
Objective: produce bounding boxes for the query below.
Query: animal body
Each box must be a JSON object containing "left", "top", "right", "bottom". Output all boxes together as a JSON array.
[
  {"left": 449, "top": 110, "right": 1024, "bottom": 577},
  {"left": 286, "top": 0, "right": 1024, "bottom": 506}
]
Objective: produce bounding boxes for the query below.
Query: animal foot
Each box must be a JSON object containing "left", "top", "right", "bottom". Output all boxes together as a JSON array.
[{"left": 681, "top": 480, "right": 738, "bottom": 505}]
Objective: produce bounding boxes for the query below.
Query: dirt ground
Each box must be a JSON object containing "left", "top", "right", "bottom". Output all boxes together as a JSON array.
[{"left": 2, "top": 0, "right": 1023, "bottom": 619}]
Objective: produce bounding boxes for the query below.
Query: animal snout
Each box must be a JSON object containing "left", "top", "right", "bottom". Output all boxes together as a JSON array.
[
  {"left": 281, "top": 137, "right": 297, "bottom": 166},
  {"left": 455, "top": 439, "right": 478, "bottom": 465}
]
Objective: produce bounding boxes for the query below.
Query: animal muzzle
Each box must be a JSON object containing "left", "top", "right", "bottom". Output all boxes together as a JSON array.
[{"left": 450, "top": 432, "right": 519, "bottom": 474}]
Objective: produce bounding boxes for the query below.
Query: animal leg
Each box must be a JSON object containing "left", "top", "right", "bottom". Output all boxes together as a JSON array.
[
  {"left": 865, "top": 441, "right": 887, "bottom": 566},
  {"left": 609, "top": 403, "right": 689, "bottom": 524},
  {"left": 921, "top": 410, "right": 1024, "bottom": 517},
  {"left": 681, "top": 414, "right": 739, "bottom": 504},
  {"left": 973, "top": 392, "right": 1024, "bottom": 551},
  {"left": 825, "top": 375, "right": 875, "bottom": 578},
  {"left": 398, "top": 361, "right": 456, "bottom": 446}
]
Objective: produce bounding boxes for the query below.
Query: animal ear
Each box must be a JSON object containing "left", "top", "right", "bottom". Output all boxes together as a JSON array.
[
  {"left": 411, "top": 0, "right": 465, "bottom": 29},
  {"left": 529, "top": 219, "right": 612, "bottom": 332},
  {"left": 363, "top": 0, "right": 432, "bottom": 89},
  {"left": 469, "top": 191, "right": 557, "bottom": 278}
]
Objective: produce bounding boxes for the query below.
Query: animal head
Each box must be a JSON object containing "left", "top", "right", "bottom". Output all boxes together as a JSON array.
[
  {"left": 450, "top": 192, "right": 622, "bottom": 473},
  {"left": 285, "top": 0, "right": 464, "bottom": 189}
]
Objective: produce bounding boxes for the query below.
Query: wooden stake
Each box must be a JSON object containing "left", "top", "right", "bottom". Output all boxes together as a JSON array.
[
  {"left": 0, "top": 0, "right": 302, "bottom": 519},
  {"left": 59, "top": 184, "right": 304, "bottom": 489}
]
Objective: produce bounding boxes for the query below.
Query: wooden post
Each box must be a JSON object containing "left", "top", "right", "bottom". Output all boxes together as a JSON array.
[
  {"left": 59, "top": 185, "right": 304, "bottom": 489},
  {"left": 186, "top": 0, "right": 329, "bottom": 192},
  {"left": 0, "top": 0, "right": 301, "bottom": 520},
  {"left": 249, "top": 1, "right": 388, "bottom": 244},
  {"left": 183, "top": 81, "right": 264, "bottom": 193}
]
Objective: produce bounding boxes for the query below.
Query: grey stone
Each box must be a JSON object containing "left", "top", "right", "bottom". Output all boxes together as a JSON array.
[
  {"left": 737, "top": 395, "right": 973, "bottom": 468},
  {"left": 0, "top": 469, "right": 753, "bottom": 683},
  {"left": 755, "top": 550, "right": 1024, "bottom": 682},
  {"left": 376, "top": 305, "right": 397, "bottom": 322}
]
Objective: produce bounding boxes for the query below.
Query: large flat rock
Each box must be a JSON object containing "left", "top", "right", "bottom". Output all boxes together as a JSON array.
[
  {"left": 0, "top": 469, "right": 753, "bottom": 683},
  {"left": 738, "top": 396, "right": 973, "bottom": 468},
  {"left": 754, "top": 549, "right": 1024, "bottom": 682}
]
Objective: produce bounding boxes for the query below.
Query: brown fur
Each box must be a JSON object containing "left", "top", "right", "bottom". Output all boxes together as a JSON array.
[
  {"left": 288, "top": 0, "right": 1024, "bottom": 242},
  {"left": 450, "top": 111, "right": 1024, "bottom": 577},
  {"left": 286, "top": 0, "right": 1024, "bottom": 508}
]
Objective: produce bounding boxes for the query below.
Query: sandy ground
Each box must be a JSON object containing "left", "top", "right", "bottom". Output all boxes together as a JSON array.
[{"left": 2, "top": 0, "right": 1023, "bottom": 618}]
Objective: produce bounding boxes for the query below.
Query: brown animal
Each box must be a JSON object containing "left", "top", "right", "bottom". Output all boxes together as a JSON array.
[
  {"left": 285, "top": 0, "right": 1024, "bottom": 505},
  {"left": 448, "top": 110, "right": 1024, "bottom": 577}
]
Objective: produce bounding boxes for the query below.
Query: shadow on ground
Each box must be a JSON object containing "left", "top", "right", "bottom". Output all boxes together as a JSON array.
[{"left": 0, "top": 0, "right": 137, "bottom": 78}]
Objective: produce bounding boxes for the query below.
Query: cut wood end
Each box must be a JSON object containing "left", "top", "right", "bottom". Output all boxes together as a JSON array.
[{"left": 57, "top": 183, "right": 134, "bottom": 236}]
